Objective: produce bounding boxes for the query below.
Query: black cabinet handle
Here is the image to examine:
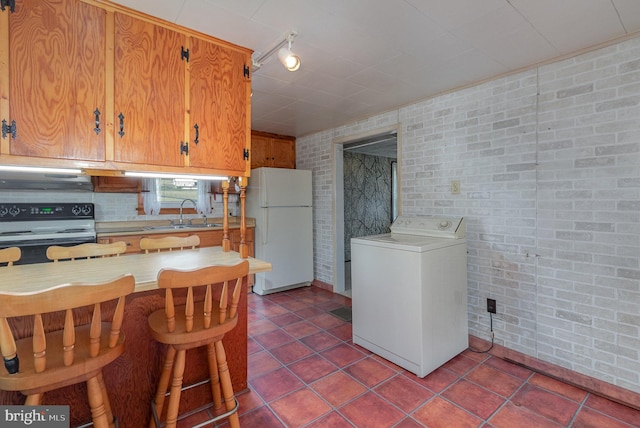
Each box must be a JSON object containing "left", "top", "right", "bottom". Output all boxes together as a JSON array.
[
  {"left": 118, "top": 113, "right": 125, "bottom": 137},
  {"left": 94, "top": 108, "right": 101, "bottom": 135},
  {"left": 194, "top": 123, "right": 199, "bottom": 145}
]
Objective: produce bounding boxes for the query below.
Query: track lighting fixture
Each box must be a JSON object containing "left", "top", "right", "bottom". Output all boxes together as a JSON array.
[
  {"left": 278, "top": 33, "right": 301, "bottom": 71},
  {"left": 252, "top": 31, "right": 301, "bottom": 72}
]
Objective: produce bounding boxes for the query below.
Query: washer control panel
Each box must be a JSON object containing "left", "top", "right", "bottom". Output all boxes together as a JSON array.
[{"left": 391, "top": 216, "right": 465, "bottom": 238}]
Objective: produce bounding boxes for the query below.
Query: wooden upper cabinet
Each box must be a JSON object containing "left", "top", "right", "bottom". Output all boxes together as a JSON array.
[
  {"left": 113, "top": 12, "right": 185, "bottom": 167},
  {"left": 92, "top": 176, "right": 141, "bottom": 193},
  {"left": 188, "top": 37, "right": 250, "bottom": 176},
  {"left": 0, "top": 1, "right": 251, "bottom": 176},
  {"left": 3, "top": 0, "right": 106, "bottom": 161},
  {"left": 251, "top": 131, "right": 296, "bottom": 169}
]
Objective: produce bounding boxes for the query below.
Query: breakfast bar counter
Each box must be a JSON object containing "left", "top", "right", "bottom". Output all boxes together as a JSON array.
[{"left": 0, "top": 247, "right": 271, "bottom": 427}]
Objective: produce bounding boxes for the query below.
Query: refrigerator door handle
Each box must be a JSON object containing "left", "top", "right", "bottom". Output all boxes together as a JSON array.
[
  {"left": 261, "top": 208, "right": 269, "bottom": 245},
  {"left": 261, "top": 169, "right": 268, "bottom": 207}
]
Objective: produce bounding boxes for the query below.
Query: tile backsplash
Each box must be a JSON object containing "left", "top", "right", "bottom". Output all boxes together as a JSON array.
[{"left": 0, "top": 190, "right": 238, "bottom": 222}]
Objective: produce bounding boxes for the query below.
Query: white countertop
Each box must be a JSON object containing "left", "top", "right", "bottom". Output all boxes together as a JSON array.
[{"left": 0, "top": 247, "right": 271, "bottom": 294}]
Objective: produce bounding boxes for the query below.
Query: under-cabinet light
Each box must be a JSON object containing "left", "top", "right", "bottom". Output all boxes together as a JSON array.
[
  {"left": 124, "top": 171, "right": 228, "bottom": 181},
  {"left": 0, "top": 165, "right": 83, "bottom": 174}
]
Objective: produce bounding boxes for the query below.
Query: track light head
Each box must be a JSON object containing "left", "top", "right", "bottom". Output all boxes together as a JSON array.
[
  {"left": 278, "top": 47, "right": 301, "bottom": 71},
  {"left": 253, "top": 31, "right": 301, "bottom": 72}
]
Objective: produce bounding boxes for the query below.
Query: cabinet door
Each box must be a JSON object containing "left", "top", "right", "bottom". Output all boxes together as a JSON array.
[
  {"left": 270, "top": 138, "right": 296, "bottom": 168},
  {"left": 114, "top": 13, "right": 185, "bottom": 167},
  {"left": 197, "top": 229, "right": 224, "bottom": 247},
  {"left": 92, "top": 176, "right": 141, "bottom": 193},
  {"left": 250, "top": 134, "right": 270, "bottom": 169},
  {"left": 189, "top": 37, "right": 250, "bottom": 175},
  {"left": 6, "top": 0, "right": 106, "bottom": 161}
]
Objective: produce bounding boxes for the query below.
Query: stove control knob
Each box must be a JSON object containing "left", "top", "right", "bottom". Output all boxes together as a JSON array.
[
  {"left": 81, "top": 205, "right": 92, "bottom": 215},
  {"left": 9, "top": 206, "right": 20, "bottom": 217},
  {"left": 71, "top": 205, "right": 81, "bottom": 215},
  {"left": 0, "top": 206, "right": 7, "bottom": 217}
]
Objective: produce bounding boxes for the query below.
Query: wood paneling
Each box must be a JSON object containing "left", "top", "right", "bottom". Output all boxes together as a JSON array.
[
  {"left": 0, "top": 0, "right": 251, "bottom": 178},
  {"left": 113, "top": 12, "right": 185, "bottom": 166},
  {"left": 92, "top": 176, "right": 141, "bottom": 193},
  {"left": 250, "top": 131, "right": 295, "bottom": 169},
  {"left": 8, "top": 0, "right": 106, "bottom": 161},
  {"left": 188, "top": 38, "right": 249, "bottom": 174}
]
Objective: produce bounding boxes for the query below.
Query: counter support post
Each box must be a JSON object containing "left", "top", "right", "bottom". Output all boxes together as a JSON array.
[
  {"left": 222, "top": 180, "right": 230, "bottom": 252},
  {"left": 239, "top": 177, "right": 248, "bottom": 259}
]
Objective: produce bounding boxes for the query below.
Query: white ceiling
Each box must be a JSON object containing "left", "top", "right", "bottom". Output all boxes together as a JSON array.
[{"left": 111, "top": 0, "right": 640, "bottom": 138}]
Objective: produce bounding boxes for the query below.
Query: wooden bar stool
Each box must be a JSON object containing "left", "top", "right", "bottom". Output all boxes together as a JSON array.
[
  {"left": 148, "top": 260, "right": 250, "bottom": 428},
  {"left": 0, "top": 274, "right": 135, "bottom": 428},
  {"left": 0, "top": 247, "right": 21, "bottom": 266},
  {"left": 46, "top": 241, "right": 127, "bottom": 261},
  {"left": 140, "top": 235, "right": 200, "bottom": 253}
]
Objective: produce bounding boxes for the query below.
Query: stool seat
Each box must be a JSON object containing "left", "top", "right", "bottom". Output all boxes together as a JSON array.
[
  {"left": 148, "top": 261, "right": 249, "bottom": 428},
  {"left": 148, "top": 301, "right": 237, "bottom": 347},
  {"left": 1, "top": 323, "right": 125, "bottom": 396}
]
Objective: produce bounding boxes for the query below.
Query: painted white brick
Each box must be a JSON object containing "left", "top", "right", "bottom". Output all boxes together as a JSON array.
[{"left": 297, "top": 36, "right": 640, "bottom": 393}]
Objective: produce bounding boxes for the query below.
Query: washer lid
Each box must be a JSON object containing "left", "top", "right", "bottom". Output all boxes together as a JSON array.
[
  {"left": 390, "top": 216, "right": 465, "bottom": 238},
  {"left": 351, "top": 233, "right": 465, "bottom": 252}
]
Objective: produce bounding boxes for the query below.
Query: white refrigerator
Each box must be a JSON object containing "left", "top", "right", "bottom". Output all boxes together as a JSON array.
[{"left": 246, "top": 167, "right": 313, "bottom": 295}]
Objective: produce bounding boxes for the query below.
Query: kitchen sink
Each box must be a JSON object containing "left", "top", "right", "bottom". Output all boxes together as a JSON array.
[{"left": 144, "top": 223, "right": 222, "bottom": 231}]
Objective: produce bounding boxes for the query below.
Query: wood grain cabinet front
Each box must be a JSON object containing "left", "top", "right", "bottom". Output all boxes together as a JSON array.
[
  {"left": 188, "top": 38, "right": 250, "bottom": 176},
  {"left": 251, "top": 131, "right": 296, "bottom": 169},
  {"left": 113, "top": 13, "right": 251, "bottom": 176},
  {"left": 1, "top": 0, "right": 107, "bottom": 162},
  {"left": 98, "top": 227, "right": 254, "bottom": 256},
  {"left": 113, "top": 12, "right": 185, "bottom": 167},
  {"left": 0, "top": 0, "right": 251, "bottom": 178},
  {"left": 92, "top": 176, "right": 141, "bottom": 193}
]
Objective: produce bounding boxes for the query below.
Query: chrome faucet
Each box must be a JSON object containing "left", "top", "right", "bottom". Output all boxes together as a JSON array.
[{"left": 179, "top": 199, "right": 197, "bottom": 225}]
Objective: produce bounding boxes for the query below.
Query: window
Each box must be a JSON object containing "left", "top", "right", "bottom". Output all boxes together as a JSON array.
[
  {"left": 140, "top": 178, "right": 213, "bottom": 215},
  {"left": 158, "top": 178, "right": 198, "bottom": 208}
]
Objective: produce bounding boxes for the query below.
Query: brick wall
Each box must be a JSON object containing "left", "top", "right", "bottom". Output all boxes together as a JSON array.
[{"left": 296, "top": 37, "right": 640, "bottom": 392}]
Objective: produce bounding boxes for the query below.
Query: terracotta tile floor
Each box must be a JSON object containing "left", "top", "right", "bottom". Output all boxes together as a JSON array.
[{"left": 182, "top": 286, "right": 640, "bottom": 428}]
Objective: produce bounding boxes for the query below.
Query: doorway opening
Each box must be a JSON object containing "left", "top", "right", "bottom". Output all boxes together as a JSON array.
[{"left": 333, "top": 126, "right": 400, "bottom": 297}]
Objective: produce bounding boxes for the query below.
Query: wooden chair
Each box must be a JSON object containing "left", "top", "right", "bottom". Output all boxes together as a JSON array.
[
  {"left": 46, "top": 242, "right": 127, "bottom": 262},
  {"left": 0, "top": 247, "right": 21, "bottom": 266},
  {"left": 148, "top": 260, "right": 250, "bottom": 428},
  {"left": 0, "top": 274, "right": 135, "bottom": 428},
  {"left": 139, "top": 235, "right": 200, "bottom": 253}
]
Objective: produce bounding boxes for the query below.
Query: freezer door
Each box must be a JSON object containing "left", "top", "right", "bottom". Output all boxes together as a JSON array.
[
  {"left": 254, "top": 167, "right": 312, "bottom": 207},
  {"left": 254, "top": 205, "right": 313, "bottom": 293}
]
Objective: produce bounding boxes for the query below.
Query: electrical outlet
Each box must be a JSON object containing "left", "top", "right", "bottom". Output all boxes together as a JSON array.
[
  {"left": 451, "top": 180, "right": 460, "bottom": 194},
  {"left": 487, "top": 298, "right": 496, "bottom": 314}
]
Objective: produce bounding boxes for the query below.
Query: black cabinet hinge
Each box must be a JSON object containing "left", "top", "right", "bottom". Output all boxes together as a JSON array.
[
  {"left": 243, "top": 65, "right": 250, "bottom": 78},
  {"left": 243, "top": 148, "right": 249, "bottom": 160},
  {"left": 181, "top": 46, "right": 190, "bottom": 62},
  {"left": 1, "top": 0, "right": 15, "bottom": 13},
  {"left": 1, "top": 119, "right": 16, "bottom": 139},
  {"left": 180, "top": 141, "right": 189, "bottom": 156}
]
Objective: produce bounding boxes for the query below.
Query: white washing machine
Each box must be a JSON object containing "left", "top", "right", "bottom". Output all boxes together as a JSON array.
[{"left": 350, "top": 216, "right": 468, "bottom": 378}]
